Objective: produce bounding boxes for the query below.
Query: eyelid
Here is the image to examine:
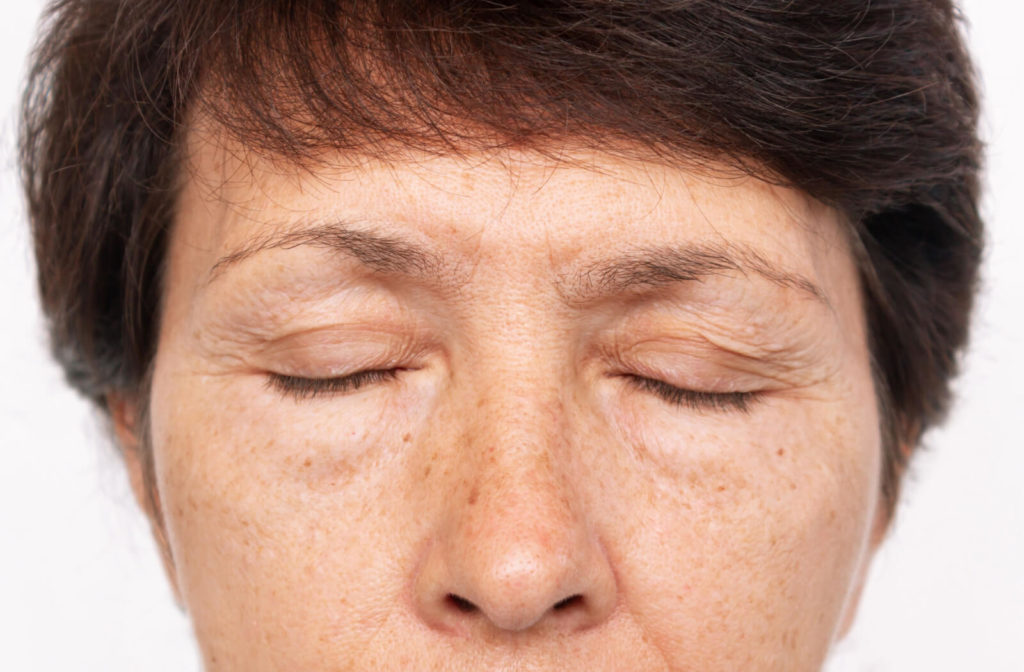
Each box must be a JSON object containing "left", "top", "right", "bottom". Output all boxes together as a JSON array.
[
  {"left": 601, "top": 334, "right": 801, "bottom": 398},
  {"left": 267, "top": 368, "right": 403, "bottom": 400},
  {"left": 621, "top": 374, "right": 760, "bottom": 413},
  {"left": 605, "top": 309, "right": 835, "bottom": 388},
  {"left": 252, "top": 325, "right": 438, "bottom": 379}
]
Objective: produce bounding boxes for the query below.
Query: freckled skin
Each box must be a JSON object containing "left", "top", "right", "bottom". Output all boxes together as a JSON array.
[{"left": 125, "top": 136, "right": 888, "bottom": 671}]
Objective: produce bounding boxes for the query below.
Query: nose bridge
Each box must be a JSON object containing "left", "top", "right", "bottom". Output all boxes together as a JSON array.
[
  {"left": 470, "top": 362, "right": 568, "bottom": 472},
  {"left": 457, "top": 367, "right": 577, "bottom": 557},
  {"left": 459, "top": 304, "right": 574, "bottom": 496}
]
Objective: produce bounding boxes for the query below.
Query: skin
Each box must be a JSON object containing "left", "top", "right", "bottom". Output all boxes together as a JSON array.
[{"left": 114, "top": 127, "right": 888, "bottom": 671}]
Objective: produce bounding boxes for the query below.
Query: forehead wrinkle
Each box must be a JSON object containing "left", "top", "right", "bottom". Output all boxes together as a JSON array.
[{"left": 559, "top": 241, "right": 830, "bottom": 308}]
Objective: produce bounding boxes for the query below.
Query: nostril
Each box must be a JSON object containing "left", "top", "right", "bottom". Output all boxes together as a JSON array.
[
  {"left": 553, "top": 594, "right": 583, "bottom": 611},
  {"left": 447, "top": 594, "right": 478, "bottom": 614}
]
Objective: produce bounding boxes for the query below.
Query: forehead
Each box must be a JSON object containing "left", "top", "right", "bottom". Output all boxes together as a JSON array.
[{"left": 172, "top": 124, "right": 854, "bottom": 302}]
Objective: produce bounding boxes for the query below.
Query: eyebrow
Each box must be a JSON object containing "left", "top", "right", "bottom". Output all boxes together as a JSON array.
[
  {"left": 562, "top": 243, "right": 829, "bottom": 306},
  {"left": 208, "top": 220, "right": 828, "bottom": 306},
  {"left": 209, "top": 221, "right": 446, "bottom": 282}
]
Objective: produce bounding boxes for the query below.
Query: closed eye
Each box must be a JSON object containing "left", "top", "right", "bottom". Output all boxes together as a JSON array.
[
  {"left": 266, "top": 368, "right": 756, "bottom": 412},
  {"left": 623, "top": 375, "right": 759, "bottom": 413},
  {"left": 267, "top": 368, "right": 402, "bottom": 400}
]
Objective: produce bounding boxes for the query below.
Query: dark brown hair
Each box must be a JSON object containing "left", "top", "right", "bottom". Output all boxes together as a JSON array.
[{"left": 20, "top": 0, "right": 982, "bottom": 510}]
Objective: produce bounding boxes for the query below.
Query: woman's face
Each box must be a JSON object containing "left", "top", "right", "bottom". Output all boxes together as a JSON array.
[{"left": 130, "top": 129, "right": 887, "bottom": 670}]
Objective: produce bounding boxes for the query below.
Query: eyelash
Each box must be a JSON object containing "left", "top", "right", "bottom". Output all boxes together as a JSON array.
[
  {"left": 267, "top": 369, "right": 758, "bottom": 413},
  {"left": 267, "top": 369, "right": 401, "bottom": 400},
  {"left": 623, "top": 375, "right": 758, "bottom": 413}
]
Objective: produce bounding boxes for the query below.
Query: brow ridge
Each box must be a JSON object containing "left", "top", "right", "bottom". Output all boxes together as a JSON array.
[
  {"left": 208, "top": 221, "right": 443, "bottom": 283},
  {"left": 208, "top": 221, "right": 827, "bottom": 307},
  {"left": 562, "top": 243, "right": 828, "bottom": 306}
]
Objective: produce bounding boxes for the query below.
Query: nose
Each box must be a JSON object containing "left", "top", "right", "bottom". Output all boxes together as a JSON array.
[{"left": 412, "top": 398, "right": 618, "bottom": 636}]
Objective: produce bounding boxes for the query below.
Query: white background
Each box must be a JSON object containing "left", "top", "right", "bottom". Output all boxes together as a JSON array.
[{"left": 1, "top": 1, "right": 1020, "bottom": 670}]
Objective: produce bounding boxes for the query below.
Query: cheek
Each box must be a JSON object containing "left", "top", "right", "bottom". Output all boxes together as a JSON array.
[
  {"left": 602, "top": 391, "right": 881, "bottom": 667},
  {"left": 148, "top": 361, "right": 433, "bottom": 667}
]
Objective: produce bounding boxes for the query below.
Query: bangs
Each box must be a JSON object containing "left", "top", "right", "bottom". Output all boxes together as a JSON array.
[
  {"left": 189, "top": 1, "right": 735, "bottom": 167},
  {"left": 181, "top": 1, "right": 888, "bottom": 197}
]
